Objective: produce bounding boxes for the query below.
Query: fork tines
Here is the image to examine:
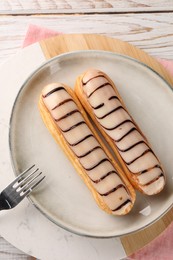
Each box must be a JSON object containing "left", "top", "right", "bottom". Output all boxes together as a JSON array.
[{"left": 14, "top": 165, "right": 45, "bottom": 197}]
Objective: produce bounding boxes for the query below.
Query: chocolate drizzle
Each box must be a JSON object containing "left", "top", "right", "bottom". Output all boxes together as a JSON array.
[
  {"left": 88, "top": 83, "right": 112, "bottom": 98},
  {"left": 43, "top": 86, "right": 65, "bottom": 98},
  {"left": 84, "top": 158, "right": 109, "bottom": 171},
  {"left": 62, "top": 121, "right": 86, "bottom": 133},
  {"left": 52, "top": 98, "right": 73, "bottom": 110},
  {"left": 82, "top": 74, "right": 105, "bottom": 85},
  {"left": 126, "top": 149, "right": 151, "bottom": 165},
  {"left": 78, "top": 146, "right": 101, "bottom": 158},
  {"left": 140, "top": 164, "right": 162, "bottom": 174},
  {"left": 97, "top": 106, "right": 124, "bottom": 119},
  {"left": 116, "top": 127, "right": 136, "bottom": 142},
  {"left": 93, "top": 170, "right": 117, "bottom": 183},
  {"left": 69, "top": 134, "right": 93, "bottom": 146},
  {"left": 100, "top": 119, "right": 133, "bottom": 131},
  {"left": 144, "top": 173, "right": 164, "bottom": 186},
  {"left": 92, "top": 103, "right": 104, "bottom": 110},
  {"left": 109, "top": 96, "right": 120, "bottom": 101},
  {"left": 55, "top": 109, "right": 79, "bottom": 122},
  {"left": 118, "top": 140, "right": 146, "bottom": 152},
  {"left": 112, "top": 199, "right": 131, "bottom": 211},
  {"left": 100, "top": 184, "right": 124, "bottom": 196}
]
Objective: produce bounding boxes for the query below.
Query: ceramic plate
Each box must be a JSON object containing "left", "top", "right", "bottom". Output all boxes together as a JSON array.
[{"left": 9, "top": 50, "right": 173, "bottom": 238}]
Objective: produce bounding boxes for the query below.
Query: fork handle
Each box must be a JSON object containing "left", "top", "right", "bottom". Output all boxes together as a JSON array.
[{"left": 0, "top": 193, "right": 11, "bottom": 210}]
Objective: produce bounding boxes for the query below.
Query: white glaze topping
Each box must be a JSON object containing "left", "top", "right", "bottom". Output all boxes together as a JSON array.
[
  {"left": 82, "top": 69, "right": 165, "bottom": 195},
  {"left": 42, "top": 83, "right": 132, "bottom": 214}
]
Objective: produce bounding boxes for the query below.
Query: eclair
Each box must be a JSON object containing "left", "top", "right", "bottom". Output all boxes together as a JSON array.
[
  {"left": 75, "top": 69, "right": 166, "bottom": 195},
  {"left": 39, "top": 83, "right": 135, "bottom": 215}
]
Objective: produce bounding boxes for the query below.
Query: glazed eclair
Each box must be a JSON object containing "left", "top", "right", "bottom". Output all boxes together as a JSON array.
[
  {"left": 39, "top": 83, "right": 135, "bottom": 215},
  {"left": 75, "top": 69, "right": 166, "bottom": 195}
]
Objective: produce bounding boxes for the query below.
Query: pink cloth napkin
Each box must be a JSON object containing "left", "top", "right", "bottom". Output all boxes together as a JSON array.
[
  {"left": 23, "top": 24, "right": 173, "bottom": 260},
  {"left": 22, "top": 24, "right": 60, "bottom": 48}
]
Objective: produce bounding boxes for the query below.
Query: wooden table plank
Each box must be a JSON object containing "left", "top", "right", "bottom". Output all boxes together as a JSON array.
[
  {"left": 0, "top": 13, "right": 173, "bottom": 64},
  {"left": 0, "top": 235, "right": 35, "bottom": 260},
  {"left": 0, "top": 0, "right": 172, "bottom": 14}
]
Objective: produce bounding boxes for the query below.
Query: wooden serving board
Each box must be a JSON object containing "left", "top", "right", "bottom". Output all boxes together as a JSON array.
[{"left": 40, "top": 34, "right": 173, "bottom": 256}]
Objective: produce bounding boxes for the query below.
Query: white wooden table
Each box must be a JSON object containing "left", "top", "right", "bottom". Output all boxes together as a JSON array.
[{"left": 0, "top": 1, "right": 173, "bottom": 259}]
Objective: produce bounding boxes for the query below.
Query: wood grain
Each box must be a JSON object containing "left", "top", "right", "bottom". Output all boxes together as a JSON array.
[
  {"left": 40, "top": 33, "right": 173, "bottom": 97},
  {"left": 40, "top": 33, "right": 173, "bottom": 256},
  {"left": 0, "top": 0, "right": 172, "bottom": 14},
  {"left": 0, "top": 13, "right": 173, "bottom": 64},
  {"left": 121, "top": 207, "right": 173, "bottom": 255}
]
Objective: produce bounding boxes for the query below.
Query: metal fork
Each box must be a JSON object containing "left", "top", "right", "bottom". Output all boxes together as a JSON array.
[{"left": 0, "top": 165, "right": 45, "bottom": 210}]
